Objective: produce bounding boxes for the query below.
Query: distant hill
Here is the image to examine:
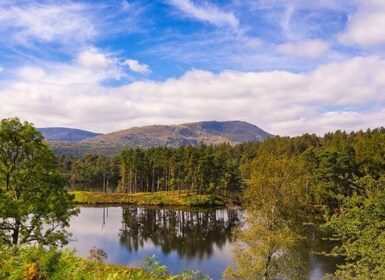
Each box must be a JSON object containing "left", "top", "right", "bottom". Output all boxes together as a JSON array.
[
  {"left": 37, "top": 127, "right": 102, "bottom": 142},
  {"left": 47, "top": 121, "right": 273, "bottom": 157}
]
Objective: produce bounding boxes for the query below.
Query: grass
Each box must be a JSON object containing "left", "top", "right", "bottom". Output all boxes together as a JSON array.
[{"left": 70, "top": 190, "right": 225, "bottom": 207}]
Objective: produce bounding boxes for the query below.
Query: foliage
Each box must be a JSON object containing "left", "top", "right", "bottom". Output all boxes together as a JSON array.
[
  {"left": 142, "top": 255, "right": 210, "bottom": 280},
  {"left": 323, "top": 176, "right": 385, "bottom": 279},
  {"left": 142, "top": 255, "right": 169, "bottom": 279},
  {"left": 35, "top": 121, "right": 385, "bottom": 278},
  {"left": 0, "top": 245, "right": 209, "bottom": 280},
  {"left": 67, "top": 154, "right": 119, "bottom": 183},
  {"left": 119, "top": 145, "right": 242, "bottom": 198},
  {"left": 223, "top": 129, "right": 385, "bottom": 278},
  {"left": 70, "top": 190, "right": 223, "bottom": 206},
  {"left": 88, "top": 247, "right": 108, "bottom": 262},
  {"left": 224, "top": 155, "right": 309, "bottom": 280},
  {"left": 59, "top": 128, "right": 385, "bottom": 209},
  {"left": 0, "top": 117, "right": 78, "bottom": 246},
  {"left": 0, "top": 245, "right": 143, "bottom": 280}
]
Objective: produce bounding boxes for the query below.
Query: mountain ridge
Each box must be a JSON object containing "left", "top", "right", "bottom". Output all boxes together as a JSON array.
[
  {"left": 44, "top": 121, "right": 273, "bottom": 157},
  {"left": 37, "top": 127, "right": 102, "bottom": 142}
]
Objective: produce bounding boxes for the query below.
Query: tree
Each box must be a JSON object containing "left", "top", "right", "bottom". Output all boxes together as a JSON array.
[
  {"left": 224, "top": 155, "right": 309, "bottom": 280},
  {"left": 324, "top": 176, "right": 385, "bottom": 279},
  {"left": 0, "top": 118, "right": 78, "bottom": 246}
]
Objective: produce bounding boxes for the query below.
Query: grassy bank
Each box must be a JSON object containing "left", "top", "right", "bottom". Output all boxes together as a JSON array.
[
  {"left": 70, "top": 190, "right": 225, "bottom": 207},
  {"left": 0, "top": 246, "right": 141, "bottom": 280},
  {"left": 0, "top": 245, "right": 209, "bottom": 280}
]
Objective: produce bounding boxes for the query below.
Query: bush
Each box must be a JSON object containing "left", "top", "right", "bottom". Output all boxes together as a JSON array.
[{"left": 0, "top": 245, "right": 210, "bottom": 280}]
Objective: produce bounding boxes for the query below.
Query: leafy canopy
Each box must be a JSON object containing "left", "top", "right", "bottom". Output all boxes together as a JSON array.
[
  {"left": 224, "top": 155, "right": 309, "bottom": 280},
  {"left": 0, "top": 117, "right": 78, "bottom": 246},
  {"left": 324, "top": 176, "right": 385, "bottom": 279}
]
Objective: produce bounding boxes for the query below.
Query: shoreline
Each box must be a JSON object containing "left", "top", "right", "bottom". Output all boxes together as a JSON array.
[{"left": 70, "top": 190, "right": 227, "bottom": 207}]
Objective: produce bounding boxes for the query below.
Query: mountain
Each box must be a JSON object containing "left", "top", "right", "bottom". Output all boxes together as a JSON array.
[
  {"left": 37, "top": 127, "right": 102, "bottom": 142},
  {"left": 47, "top": 121, "right": 273, "bottom": 157}
]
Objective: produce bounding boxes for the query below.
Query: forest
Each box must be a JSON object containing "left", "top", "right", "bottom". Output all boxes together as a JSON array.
[{"left": 61, "top": 128, "right": 385, "bottom": 209}]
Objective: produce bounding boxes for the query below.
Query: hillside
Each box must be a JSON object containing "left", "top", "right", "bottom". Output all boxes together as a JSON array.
[
  {"left": 38, "top": 127, "right": 102, "bottom": 142},
  {"left": 48, "top": 121, "right": 273, "bottom": 156}
]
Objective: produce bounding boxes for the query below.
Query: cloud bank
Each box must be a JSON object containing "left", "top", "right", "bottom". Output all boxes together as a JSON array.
[
  {"left": 0, "top": 1, "right": 384, "bottom": 137},
  {"left": 1, "top": 55, "right": 384, "bottom": 136}
]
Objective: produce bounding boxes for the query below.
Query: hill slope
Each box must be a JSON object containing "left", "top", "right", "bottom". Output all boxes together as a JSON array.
[
  {"left": 48, "top": 121, "right": 273, "bottom": 156},
  {"left": 86, "top": 120, "right": 271, "bottom": 146},
  {"left": 38, "top": 127, "right": 102, "bottom": 142}
]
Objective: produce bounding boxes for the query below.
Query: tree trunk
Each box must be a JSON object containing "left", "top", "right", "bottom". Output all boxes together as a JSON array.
[
  {"left": 12, "top": 220, "right": 20, "bottom": 245},
  {"left": 263, "top": 252, "right": 272, "bottom": 280},
  {"left": 103, "top": 174, "right": 106, "bottom": 193}
]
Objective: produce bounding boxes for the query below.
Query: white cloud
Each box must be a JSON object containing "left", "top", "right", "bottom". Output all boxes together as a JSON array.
[
  {"left": 124, "top": 59, "right": 151, "bottom": 74},
  {"left": 12, "top": 49, "right": 124, "bottom": 87},
  {"left": 0, "top": 2, "right": 96, "bottom": 46},
  {"left": 168, "top": 0, "right": 239, "bottom": 28},
  {"left": 1, "top": 56, "right": 384, "bottom": 136},
  {"left": 78, "top": 49, "right": 110, "bottom": 69},
  {"left": 277, "top": 40, "right": 329, "bottom": 58},
  {"left": 340, "top": 0, "right": 385, "bottom": 47},
  {"left": 0, "top": 66, "right": 3, "bottom": 72}
]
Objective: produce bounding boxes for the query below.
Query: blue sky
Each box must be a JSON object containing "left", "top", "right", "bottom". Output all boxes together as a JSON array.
[{"left": 1, "top": 0, "right": 385, "bottom": 135}]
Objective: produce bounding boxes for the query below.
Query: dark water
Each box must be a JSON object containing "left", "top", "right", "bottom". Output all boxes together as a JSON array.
[{"left": 68, "top": 206, "right": 340, "bottom": 280}]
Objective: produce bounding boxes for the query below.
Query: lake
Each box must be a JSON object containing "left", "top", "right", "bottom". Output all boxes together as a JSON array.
[{"left": 68, "top": 206, "right": 340, "bottom": 280}]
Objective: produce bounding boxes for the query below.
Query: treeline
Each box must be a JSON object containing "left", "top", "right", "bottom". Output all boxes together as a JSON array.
[
  {"left": 224, "top": 128, "right": 385, "bottom": 279},
  {"left": 59, "top": 128, "right": 385, "bottom": 206},
  {"left": 119, "top": 145, "right": 242, "bottom": 196},
  {"left": 58, "top": 155, "right": 120, "bottom": 188},
  {"left": 242, "top": 128, "right": 385, "bottom": 210}
]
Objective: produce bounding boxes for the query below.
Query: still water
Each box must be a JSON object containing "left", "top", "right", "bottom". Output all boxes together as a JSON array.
[{"left": 68, "top": 206, "right": 340, "bottom": 280}]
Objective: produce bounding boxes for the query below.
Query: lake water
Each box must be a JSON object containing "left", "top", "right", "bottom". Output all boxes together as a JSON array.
[{"left": 68, "top": 206, "right": 340, "bottom": 280}]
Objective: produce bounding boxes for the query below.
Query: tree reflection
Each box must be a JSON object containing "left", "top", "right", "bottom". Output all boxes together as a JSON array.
[{"left": 119, "top": 207, "right": 241, "bottom": 260}]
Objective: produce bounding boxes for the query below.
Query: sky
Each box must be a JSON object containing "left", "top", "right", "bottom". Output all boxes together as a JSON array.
[{"left": 0, "top": 0, "right": 385, "bottom": 136}]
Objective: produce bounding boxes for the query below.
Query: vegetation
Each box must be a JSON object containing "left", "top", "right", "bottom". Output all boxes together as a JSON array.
[
  {"left": 60, "top": 127, "right": 385, "bottom": 278},
  {"left": 0, "top": 118, "right": 78, "bottom": 246},
  {"left": 2, "top": 116, "right": 385, "bottom": 278},
  {"left": 60, "top": 128, "right": 384, "bottom": 205},
  {"left": 119, "top": 145, "right": 242, "bottom": 197},
  {"left": 70, "top": 190, "right": 224, "bottom": 206},
  {"left": 323, "top": 176, "right": 385, "bottom": 279},
  {"left": 0, "top": 245, "right": 209, "bottom": 280},
  {"left": 61, "top": 154, "right": 120, "bottom": 193},
  {"left": 224, "top": 156, "right": 309, "bottom": 279},
  {"left": 224, "top": 129, "right": 385, "bottom": 279}
]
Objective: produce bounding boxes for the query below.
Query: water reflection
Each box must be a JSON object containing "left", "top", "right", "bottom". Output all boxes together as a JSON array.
[
  {"left": 68, "top": 206, "right": 241, "bottom": 279},
  {"left": 119, "top": 207, "right": 241, "bottom": 259},
  {"left": 68, "top": 206, "right": 339, "bottom": 279}
]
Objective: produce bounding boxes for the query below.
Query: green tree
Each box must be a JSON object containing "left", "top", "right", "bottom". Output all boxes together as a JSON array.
[
  {"left": 324, "top": 176, "right": 385, "bottom": 279},
  {"left": 0, "top": 118, "right": 78, "bottom": 246},
  {"left": 224, "top": 155, "right": 308, "bottom": 280}
]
